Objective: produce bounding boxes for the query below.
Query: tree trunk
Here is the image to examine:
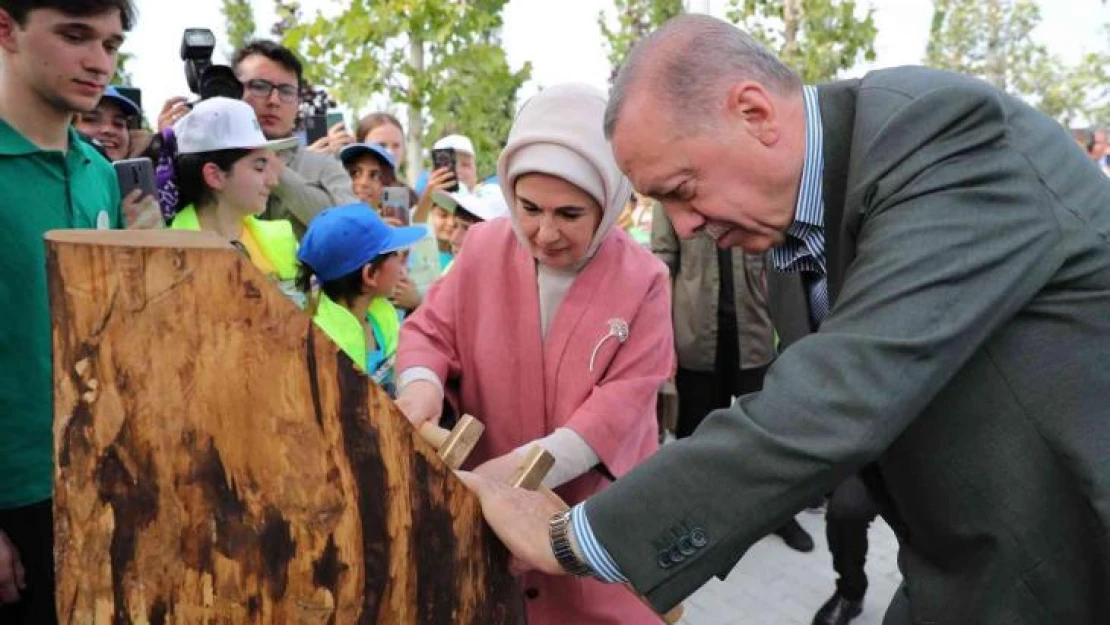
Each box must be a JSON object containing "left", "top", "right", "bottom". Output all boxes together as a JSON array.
[
  {"left": 783, "top": 0, "right": 800, "bottom": 60},
  {"left": 406, "top": 35, "right": 426, "bottom": 185},
  {"left": 47, "top": 230, "right": 521, "bottom": 624}
]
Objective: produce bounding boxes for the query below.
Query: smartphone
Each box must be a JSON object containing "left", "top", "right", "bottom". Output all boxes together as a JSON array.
[
  {"left": 430, "top": 147, "right": 459, "bottom": 192},
  {"left": 381, "top": 186, "right": 410, "bottom": 224},
  {"left": 114, "top": 157, "right": 157, "bottom": 200},
  {"left": 326, "top": 111, "right": 344, "bottom": 129},
  {"left": 304, "top": 113, "right": 328, "bottom": 145}
]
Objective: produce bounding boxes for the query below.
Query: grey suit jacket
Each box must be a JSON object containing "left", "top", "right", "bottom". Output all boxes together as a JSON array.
[
  {"left": 265, "top": 145, "right": 358, "bottom": 238},
  {"left": 588, "top": 67, "right": 1110, "bottom": 624}
]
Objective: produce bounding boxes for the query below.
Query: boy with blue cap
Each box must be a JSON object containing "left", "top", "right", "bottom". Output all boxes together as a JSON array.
[
  {"left": 339, "top": 142, "right": 407, "bottom": 223},
  {"left": 296, "top": 203, "right": 427, "bottom": 395}
]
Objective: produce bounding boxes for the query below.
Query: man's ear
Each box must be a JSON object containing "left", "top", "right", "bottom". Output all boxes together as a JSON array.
[
  {"left": 201, "top": 163, "right": 226, "bottom": 191},
  {"left": 724, "top": 81, "right": 781, "bottom": 147},
  {"left": 0, "top": 9, "right": 23, "bottom": 55}
]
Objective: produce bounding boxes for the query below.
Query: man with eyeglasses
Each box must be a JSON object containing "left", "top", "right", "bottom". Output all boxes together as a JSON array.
[{"left": 231, "top": 39, "right": 356, "bottom": 237}]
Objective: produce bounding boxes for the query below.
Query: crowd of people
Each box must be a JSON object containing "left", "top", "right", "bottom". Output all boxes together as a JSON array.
[{"left": 1, "top": 2, "right": 1107, "bottom": 625}]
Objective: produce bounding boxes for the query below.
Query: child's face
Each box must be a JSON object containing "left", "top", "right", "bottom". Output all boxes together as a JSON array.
[
  {"left": 450, "top": 215, "right": 478, "bottom": 256},
  {"left": 345, "top": 155, "right": 385, "bottom": 207},
  {"left": 430, "top": 206, "right": 454, "bottom": 242},
  {"left": 368, "top": 252, "right": 406, "bottom": 297}
]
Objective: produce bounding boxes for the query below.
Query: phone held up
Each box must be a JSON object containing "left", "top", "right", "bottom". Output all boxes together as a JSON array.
[
  {"left": 380, "top": 186, "right": 410, "bottom": 225},
  {"left": 430, "top": 147, "right": 459, "bottom": 192},
  {"left": 305, "top": 111, "right": 345, "bottom": 146},
  {"left": 114, "top": 157, "right": 157, "bottom": 200}
]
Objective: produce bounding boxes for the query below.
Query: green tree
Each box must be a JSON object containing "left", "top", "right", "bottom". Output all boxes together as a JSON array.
[
  {"left": 271, "top": 0, "right": 302, "bottom": 38},
  {"left": 113, "top": 51, "right": 134, "bottom": 85},
  {"left": 926, "top": 0, "right": 1110, "bottom": 125},
  {"left": 725, "top": 0, "right": 877, "bottom": 82},
  {"left": 283, "top": 0, "right": 532, "bottom": 181},
  {"left": 598, "top": 0, "right": 685, "bottom": 83},
  {"left": 221, "top": 0, "right": 257, "bottom": 51}
]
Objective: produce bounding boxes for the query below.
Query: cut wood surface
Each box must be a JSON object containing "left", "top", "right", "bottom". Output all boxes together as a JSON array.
[{"left": 47, "top": 230, "right": 521, "bottom": 625}]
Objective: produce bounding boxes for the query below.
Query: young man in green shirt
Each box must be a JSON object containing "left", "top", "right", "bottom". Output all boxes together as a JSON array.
[{"left": 0, "top": 1, "right": 136, "bottom": 622}]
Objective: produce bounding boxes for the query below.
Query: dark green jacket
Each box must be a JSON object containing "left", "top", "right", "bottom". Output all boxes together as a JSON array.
[{"left": 588, "top": 67, "right": 1110, "bottom": 624}]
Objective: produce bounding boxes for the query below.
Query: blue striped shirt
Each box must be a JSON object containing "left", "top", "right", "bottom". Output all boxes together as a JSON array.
[{"left": 571, "top": 85, "right": 827, "bottom": 584}]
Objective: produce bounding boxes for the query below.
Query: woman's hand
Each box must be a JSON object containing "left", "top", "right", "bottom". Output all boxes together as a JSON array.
[{"left": 394, "top": 379, "right": 443, "bottom": 427}]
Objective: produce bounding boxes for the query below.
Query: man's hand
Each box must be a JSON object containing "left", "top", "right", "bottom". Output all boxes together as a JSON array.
[
  {"left": 0, "top": 530, "right": 26, "bottom": 604},
  {"left": 307, "top": 123, "right": 354, "bottom": 156},
  {"left": 157, "top": 96, "right": 191, "bottom": 131},
  {"left": 122, "top": 190, "right": 164, "bottom": 230},
  {"left": 455, "top": 471, "right": 566, "bottom": 576},
  {"left": 473, "top": 449, "right": 528, "bottom": 485},
  {"left": 390, "top": 276, "right": 422, "bottom": 311}
]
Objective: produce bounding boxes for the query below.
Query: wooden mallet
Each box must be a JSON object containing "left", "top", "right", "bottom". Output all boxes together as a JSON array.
[{"left": 418, "top": 414, "right": 485, "bottom": 470}]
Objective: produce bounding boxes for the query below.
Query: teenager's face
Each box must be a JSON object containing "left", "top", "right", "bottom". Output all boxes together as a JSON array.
[
  {"left": 364, "top": 123, "right": 405, "bottom": 169},
  {"left": 236, "top": 54, "right": 299, "bottom": 139},
  {"left": 0, "top": 8, "right": 125, "bottom": 114},
  {"left": 74, "top": 98, "right": 129, "bottom": 160},
  {"left": 208, "top": 149, "right": 277, "bottom": 216}
]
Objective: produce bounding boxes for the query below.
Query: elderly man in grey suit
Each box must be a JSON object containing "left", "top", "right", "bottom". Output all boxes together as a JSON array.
[{"left": 460, "top": 13, "right": 1110, "bottom": 625}]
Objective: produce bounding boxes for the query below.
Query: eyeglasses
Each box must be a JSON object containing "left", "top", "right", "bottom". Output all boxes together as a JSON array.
[{"left": 243, "top": 78, "right": 299, "bottom": 104}]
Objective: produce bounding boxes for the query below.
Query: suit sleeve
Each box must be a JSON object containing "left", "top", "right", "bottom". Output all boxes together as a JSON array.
[
  {"left": 562, "top": 269, "right": 674, "bottom": 476},
  {"left": 584, "top": 86, "right": 1066, "bottom": 611},
  {"left": 272, "top": 155, "right": 358, "bottom": 227}
]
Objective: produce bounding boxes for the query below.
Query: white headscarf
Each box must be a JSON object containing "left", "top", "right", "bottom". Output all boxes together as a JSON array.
[{"left": 497, "top": 84, "right": 634, "bottom": 336}]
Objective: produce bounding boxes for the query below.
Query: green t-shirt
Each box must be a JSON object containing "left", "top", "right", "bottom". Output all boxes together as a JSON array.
[{"left": 0, "top": 120, "right": 121, "bottom": 508}]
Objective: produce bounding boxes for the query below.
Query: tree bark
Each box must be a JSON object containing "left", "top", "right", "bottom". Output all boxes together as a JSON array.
[{"left": 47, "top": 230, "right": 520, "bottom": 624}]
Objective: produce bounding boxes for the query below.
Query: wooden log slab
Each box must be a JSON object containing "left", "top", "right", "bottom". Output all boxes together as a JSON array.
[{"left": 46, "top": 230, "right": 521, "bottom": 625}]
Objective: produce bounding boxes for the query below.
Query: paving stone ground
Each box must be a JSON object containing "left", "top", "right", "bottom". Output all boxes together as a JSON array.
[{"left": 676, "top": 511, "right": 902, "bottom": 625}]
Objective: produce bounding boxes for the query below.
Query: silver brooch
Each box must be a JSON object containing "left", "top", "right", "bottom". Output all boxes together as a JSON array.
[{"left": 589, "top": 318, "right": 630, "bottom": 372}]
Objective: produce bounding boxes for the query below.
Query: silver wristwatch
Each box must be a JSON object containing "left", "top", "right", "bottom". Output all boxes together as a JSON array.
[{"left": 549, "top": 509, "right": 595, "bottom": 578}]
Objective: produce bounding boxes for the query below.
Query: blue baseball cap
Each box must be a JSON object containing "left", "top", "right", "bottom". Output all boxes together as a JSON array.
[
  {"left": 339, "top": 142, "right": 396, "bottom": 172},
  {"left": 298, "top": 203, "right": 428, "bottom": 283},
  {"left": 102, "top": 85, "right": 141, "bottom": 119}
]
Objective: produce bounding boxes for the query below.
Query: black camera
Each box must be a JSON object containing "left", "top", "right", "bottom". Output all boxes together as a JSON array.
[
  {"left": 300, "top": 87, "right": 336, "bottom": 146},
  {"left": 180, "top": 28, "right": 243, "bottom": 100}
]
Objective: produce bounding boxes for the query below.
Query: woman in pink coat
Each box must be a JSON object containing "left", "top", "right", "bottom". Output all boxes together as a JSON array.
[{"left": 394, "top": 84, "right": 674, "bottom": 624}]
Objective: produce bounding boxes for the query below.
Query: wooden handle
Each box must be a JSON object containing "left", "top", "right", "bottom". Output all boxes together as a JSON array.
[
  {"left": 509, "top": 449, "right": 684, "bottom": 625},
  {"left": 419, "top": 422, "right": 449, "bottom": 448},
  {"left": 417, "top": 415, "right": 484, "bottom": 470}
]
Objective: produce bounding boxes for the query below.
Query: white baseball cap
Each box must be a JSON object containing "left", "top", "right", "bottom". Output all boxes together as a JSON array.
[
  {"left": 433, "top": 134, "right": 475, "bottom": 157},
  {"left": 174, "top": 97, "right": 299, "bottom": 155},
  {"left": 432, "top": 185, "right": 509, "bottom": 222}
]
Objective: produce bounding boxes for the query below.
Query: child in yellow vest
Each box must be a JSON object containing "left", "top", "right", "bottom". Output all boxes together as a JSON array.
[
  {"left": 296, "top": 203, "right": 427, "bottom": 395},
  {"left": 167, "top": 97, "right": 301, "bottom": 302}
]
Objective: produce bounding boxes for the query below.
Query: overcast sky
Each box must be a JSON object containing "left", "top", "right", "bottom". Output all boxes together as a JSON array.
[{"left": 126, "top": 0, "right": 1108, "bottom": 124}]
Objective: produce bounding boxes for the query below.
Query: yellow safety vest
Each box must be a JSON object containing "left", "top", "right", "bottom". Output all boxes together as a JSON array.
[{"left": 170, "top": 205, "right": 299, "bottom": 280}]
